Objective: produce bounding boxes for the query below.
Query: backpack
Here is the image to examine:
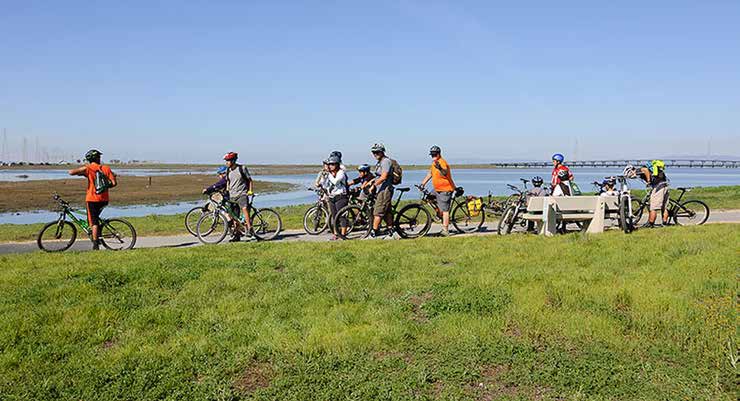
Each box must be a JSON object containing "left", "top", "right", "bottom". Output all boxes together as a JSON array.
[
  {"left": 226, "top": 165, "right": 252, "bottom": 188},
  {"left": 389, "top": 159, "right": 403, "bottom": 185},
  {"left": 93, "top": 166, "right": 112, "bottom": 194}
]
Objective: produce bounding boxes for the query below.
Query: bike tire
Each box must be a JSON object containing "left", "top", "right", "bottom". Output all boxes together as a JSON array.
[
  {"left": 497, "top": 205, "right": 518, "bottom": 235},
  {"left": 336, "top": 204, "right": 372, "bottom": 240},
  {"left": 395, "top": 204, "right": 432, "bottom": 239},
  {"left": 37, "top": 221, "right": 77, "bottom": 252},
  {"left": 100, "top": 218, "right": 137, "bottom": 251},
  {"left": 184, "top": 206, "right": 206, "bottom": 237},
  {"left": 196, "top": 211, "right": 229, "bottom": 244},
  {"left": 503, "top": 194, "right": 519, "bottom": 210},
  {"left": 303, "top": 205, "right": 329, "bottom": 235},
  {"left": 673, "top": 200, "right": 710, "bottom": 226},
  {"left": 631, "top": 199, "right": 646, "bottom": 225},
  {"left": 618, "top": 197, "right": 634, "bottom": 234},
  {"left": 252, "top": 208, "right": 282, "bottom": 241},
  {"left": 451, "top": 202, "right": 485, "bottom": 234}
]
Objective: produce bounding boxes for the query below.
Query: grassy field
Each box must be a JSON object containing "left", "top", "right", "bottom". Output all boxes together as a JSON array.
[
  {"left": 0, "top": 224, "right": 736, "bottom": 400},
  {"left": 2, "top": 185, "right": 739, "bottom": 243}
]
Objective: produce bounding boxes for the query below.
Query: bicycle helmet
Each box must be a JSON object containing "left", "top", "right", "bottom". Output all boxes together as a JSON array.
[
  {"left": 223, "top": 152, "right": 238, "bottom": 161},
  {"left": 622, "top": 164, "right": 636, "bottom": 178},
  {"left": 85, "top": 149, "right": 102, "bottom": 162},
  {"left": 371, "top": 143, "right": 386, "bottom": 153},
  {"left": 557, "top": 169, "right": 570, "bottom": 180},
  {"left": 551, "top": 153, "right": 565, "bottom": 163},
  {"left": 329, "top": 151, "right": 342, "bottom": 161},
  {"left": 217, "top": 166, "right": 228, "bottom": 175},
  {"left": 357, "top": 164, "right": 371, "bottom": 173},
  {"left": 429, "top": 145, "right": 441, "bottom": 155},
  {"left": 327, "top": 155, "right": 341, "bottom": 165},
  {"left": 532, "top": 176, "right": 544, "bottom": 186},
  {"left": 603, "top": 176, "right": 616, "bottom": 187}
]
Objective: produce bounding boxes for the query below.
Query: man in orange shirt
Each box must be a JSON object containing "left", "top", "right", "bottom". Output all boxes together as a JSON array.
[
  {"left": 69, "top": 149, "right": 117, "bottom": 250},
  {"left": 420, "top": 145, "right": 455, "bottom": 236}
]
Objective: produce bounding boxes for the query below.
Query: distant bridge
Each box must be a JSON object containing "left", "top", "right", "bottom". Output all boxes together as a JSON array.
[{"left": 489, "top": 159, "right": 739, "bottom": 169}]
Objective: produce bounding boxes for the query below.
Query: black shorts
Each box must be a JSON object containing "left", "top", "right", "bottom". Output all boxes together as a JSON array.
[{"left": 86, "top": 201, "right": 108, "bottom": 226}]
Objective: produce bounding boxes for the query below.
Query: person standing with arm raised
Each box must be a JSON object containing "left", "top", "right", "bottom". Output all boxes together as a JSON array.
[
  {"left": 420, "top": 145, "right": 455, "bottom": 236},
  {"left": 68, "top": 149, "right": 117, "bottom": 250}
]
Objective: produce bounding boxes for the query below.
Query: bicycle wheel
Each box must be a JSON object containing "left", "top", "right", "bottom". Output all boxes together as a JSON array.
[
  {"left": 37, "top": 221, "right": 77, "bottom": 252},
  {"left": 631, "top": 199, "right": 646, "bottom": 225},
  {"left": 337, "top": 205, "right": 372, "bottom": 240},
  {"left": 252, "top": 208, "right": 282, "bottom": 241},
  {"left": 303, "top": 205, "right": 328, "bottom": 235},
  {"left": 451, "top": 202, "right": 485, "bottom": 234},
  {"left": 395, "top": 204, "right": 431, "bottom": 239},
  {"left": 618, "top": 197, "right": 634, "bottom": 234},
  {"left": 503, "top": 194, "right": 519, "bottom": 210},
  {"left": 100, "top": 219, "right": 137, "bottom": 251},
  {"left": 184, "top": 206, "right": 206, "bottom": 237},
  {"left": 196, "top": 211, "right": 229, "bottom": 244},
  {"left": 497, "top": 205, "right": 518, "bottom": 235},
  {"left": 673, "top": 200, "right": 710, "bottom": 226}
]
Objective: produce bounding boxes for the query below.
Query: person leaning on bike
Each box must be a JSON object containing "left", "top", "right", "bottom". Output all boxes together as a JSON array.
[
  {"left": 223, "top": 152, "right": 254, "bottom": 241},
  {"left": 369, "top": 143, "right": 396, "bottom": 240},
  {"left": 638, "top": 160, "right": 670, "bottom": 228},
  {"left": 68, "top": 149, "right": 117, "bottom": 250},
  {"left": 322, "top": 155, "right": 350, "bottom": 240},
  {"left": 348, "top": 164, "right": 374, "bottom": 200},
  {"left": 420, "top": 145, "right": 455, "bottom": 236}
]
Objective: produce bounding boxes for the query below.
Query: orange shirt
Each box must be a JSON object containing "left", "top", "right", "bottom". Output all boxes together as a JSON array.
[
  {"left": 431, "top": 158, "right": 454, "bottom": 192},
  {"left": 85, "top": 163, "right": 114, "bottom": 202}
]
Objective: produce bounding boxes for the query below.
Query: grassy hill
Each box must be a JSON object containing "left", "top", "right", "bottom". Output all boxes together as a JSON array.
[{"left": 0, "top": 225, "right": 736, "bottom": 400}]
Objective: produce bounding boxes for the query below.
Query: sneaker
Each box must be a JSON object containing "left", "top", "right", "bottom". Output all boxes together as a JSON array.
[
  {"left": 363, "top": 232, "right": 379, "bottom": 240},
  {"left": 229, "top": 235, "right": 242, "bottom": 242},
  {"left": 92, "top": 241, "right": 100, "bottom": 251},
  {"left": 382, "top": 232, "right": 398, "bottom": 240},
  {"left": 440, "top": 229, "right": 451, "bottom": 237},
  {"left": 641, "top": 222, "right": 655, "bottom": 229}
]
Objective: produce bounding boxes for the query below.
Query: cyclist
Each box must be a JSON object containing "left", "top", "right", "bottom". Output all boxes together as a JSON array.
[
  {"left": 315, "top": 159, "right": 329, "bottom": 189},
  {"left": 329, "top": 150, "right": 347, "bottom": 172},
  {"left": 223, "top": 152, "right": 254, "bottom": 241},
  {"left": 599, "top": 177, "right": 619, "bottom": 197},
  {"left": 637, "top": 160, "right": 670, "bottom": 227},
  {"left": 348, "top": 164, "right": 374, "bottom": 200},
  {"left": 550, "top": 153, "right": 573, "bottom": 196},
  {"left": 68, "top": 149, "right": 117, "bottom": 250},
  {"left": 420, "top": 145, "right": 455, "bottom": 236},
  {"left": 323, "top": 155, "right": 349, "bottom": 240},
  {"left": 368, "top": 143, "right": 396, "bottom": 240},
  {"left": 528, "top": 176, "right": 548, "bottom": 197},
  {"left": 202, "top": 166, "right": 229, "bottom": 196}
]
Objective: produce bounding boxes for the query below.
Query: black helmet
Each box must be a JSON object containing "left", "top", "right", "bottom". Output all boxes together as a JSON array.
[
  {"left": 532, "top": 176, "right": 544, "bottom": 185},
  {"left": 429, "top": 145, "right": 441, "bottom": 155},
  {"left": 603, "top": 176, "right": 617, "bottom": 186},
  {"left": 371, "top": 143, "right": 386, "bottom": 153},
  {"left": 85, "top": 149, "right": 102, "bottom": 162},
  {"left": 327, "top": 155, "right": 341, "bottom": 165},
  {"left": 358, "top": 164, "right": 371, "bottom": 173},
  {"left": 330, "top": 151, "right": 342, "bottom": 161},
  {"left": 557, "top": 169, "right": 570, "bottom": 180}
]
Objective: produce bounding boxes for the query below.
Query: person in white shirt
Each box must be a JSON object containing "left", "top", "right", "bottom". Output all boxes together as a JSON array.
[{"left": 323, "top": 155, "right": 349, "bottom": 240}]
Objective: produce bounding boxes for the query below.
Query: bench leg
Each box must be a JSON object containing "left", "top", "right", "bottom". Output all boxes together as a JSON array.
[
  {"left": 542, "top": 199, "right": 557, "bottom": 237},
  {"left": 585, "top": 198, "right": 606, "bottom": 234}
]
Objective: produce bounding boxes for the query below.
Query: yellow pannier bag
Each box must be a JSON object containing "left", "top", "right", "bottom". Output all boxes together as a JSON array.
[{"left": 467, "top": 197, "right": 483, "bottom": 217}]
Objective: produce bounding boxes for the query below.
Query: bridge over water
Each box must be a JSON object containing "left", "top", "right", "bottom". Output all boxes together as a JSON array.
[{"left": 489, "top": 159, "right": 739, "bottom": 169}]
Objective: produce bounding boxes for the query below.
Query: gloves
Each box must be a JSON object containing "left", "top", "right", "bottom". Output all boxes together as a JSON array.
[{"left": 247, "top": 191, "right": 254, "bottom": 196}]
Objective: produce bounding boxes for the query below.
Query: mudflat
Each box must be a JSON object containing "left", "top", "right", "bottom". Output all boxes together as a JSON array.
[{"left": 1, "top": 174, "right": 295, "bottom": 213}]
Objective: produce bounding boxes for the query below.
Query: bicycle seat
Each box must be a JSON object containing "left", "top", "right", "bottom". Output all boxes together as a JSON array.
[
  {"left": 396, "top": 187, "right": 410, "bottom": 193},
  {"left": 677, "top": 187, "right": 690, "bottom": 192}
]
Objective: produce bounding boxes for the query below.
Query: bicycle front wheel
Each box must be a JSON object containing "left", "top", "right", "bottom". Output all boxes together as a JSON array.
[
  {"left": 37, "top": 221, "right": 77, "bottom": 252},
  {"left": 451, "top": 202, "right": 485, "bottom": 234},
  {"left": 497, "top": 205, "right": 518, "bottom": 235},
  {"left": 618, "top": 197, "right": 634, "bottom": 234},
  {"left": 100, "top": 219, "right": 137, "bottom": 250},
  {"left": 395, "top": 204, "right": 431, "bottom": 239},
  {"left": 252, "top": 208, "right": 282, "bottom": 241},
  {"left": 197, "top": 212, "right": 229, "bottom": 244},
  {"left": 185, "top": 206, "right": 206, "bottom": 237},
  {"left": 303, "top": 205, "right": 329, "bottom": 235},
  {"left": 674, "top": 200, "right": 710, "bottom": 226},
  {"left": 337, "top": 205, "right": 372, "bottom": 240}
]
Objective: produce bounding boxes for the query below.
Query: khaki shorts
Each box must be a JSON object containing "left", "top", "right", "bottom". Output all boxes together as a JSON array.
[
  {"left": 436, "top": 191, "right": 453, "bottom": 212},
  {"left": 373, "top": 188, "right": 393, "bottom": 217},
  {"left": 650, "top": 186, "right": 669, "bottom": 211}
]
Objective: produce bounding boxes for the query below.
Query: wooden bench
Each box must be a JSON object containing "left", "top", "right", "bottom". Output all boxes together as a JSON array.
[{"left": 521, "top": 196, "right": 620, "bottom": 235}]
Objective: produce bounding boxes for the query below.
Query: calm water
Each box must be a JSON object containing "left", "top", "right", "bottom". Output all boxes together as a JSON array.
[{"left": 2, "top": 168, "right": 738, "bottom": 224}]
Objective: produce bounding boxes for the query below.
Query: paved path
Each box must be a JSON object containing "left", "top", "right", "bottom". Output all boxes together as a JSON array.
[{"left": 2, "top": 210, "right": 738, "bottom": 255}]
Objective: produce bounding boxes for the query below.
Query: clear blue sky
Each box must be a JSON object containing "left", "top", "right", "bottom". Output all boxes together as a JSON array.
[{"left": 1, "top": 0, "right": 738, "bottom": 164}]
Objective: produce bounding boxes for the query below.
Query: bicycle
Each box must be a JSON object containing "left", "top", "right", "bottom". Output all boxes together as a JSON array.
[
  {"left": 393, "top": 185, "right": 485, "bottom": 237},
  {"left": 497, "top": 184, "right": 529, "bottom": 235},
  {"left": 502, "top": 178, "right": 530, "bottom": 210},
  {"left": 303, "top": 187, "right": 330, "bottom": 235},
  {"left": 591, "top": 176, "right": 635, "bottom": 233},
  {"left": 334, "top": 186, "right": 425, "bottom": 240},
  {"left": 482, "top": 191, "right": 507, "bottom": 217},
  {"left": 631, "top": 186, "right": 710, "bottom": 226},
  {"left": 37, "top": 193, "right": 137, "bottom": 252},
  {"left": 184, "top": 193, "right": 222, "bottom": 236},
  {"left": 195, "top": 194, "right": 282, "bottom": 244}
]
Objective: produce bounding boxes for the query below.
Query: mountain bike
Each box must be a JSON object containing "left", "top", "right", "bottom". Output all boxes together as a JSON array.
[
  {"left": 483, "top": 191, "right": 507, "bottom": 217},
  {"left": 502, "top": 178, "right": 530, "bottom": 210},
  {"left": 195, "top": 194, "right": 282, "bottom": 244},
  {"left": 497, "top": 184, "right": 529, "bottom": 235},
  {"left": 393, "top": 185, "right": 485, "bottom": 237},
  {"left": 184, "top": 193, "right": 222, "bottom": 236},
  {"left": 303, "top": 187, "right": 330, "bottom": 235},
  {"left": 631, "top": 186, "right": 710, "bottom": 226},
  {"left": 37, "top": 193, "right": 137, "bottom": 252},
  {"left": 334, "top": 187, "right": 424, "bottom": 240}
]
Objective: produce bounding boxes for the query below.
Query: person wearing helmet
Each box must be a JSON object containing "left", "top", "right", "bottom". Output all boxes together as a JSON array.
[
  {"left": 68, "top": 149, "right": 117, "bottom": 250},
  {"left": 528, "top": 176, "right": 548, "bottom": 197},
  {"left": 202, "top": 166, "right": 229, "bottom": 196},
  {"left": 599, "top": 177, "right": 619, "bottom": 197},
  {"left": 638, "top": 160, "right": 670, "bottom": 227},
  {"left": 223, "top": 151, "right": 254, "bottom": 240},
  {"left": 368, "top": 143, "right": 396, "bottom": 239},
  {"left": 550, "top": 153, "right": 573, "bottom": 196},
  {"left": 321, "top": 155, "right": 350, "bottom": 240},
  {"left": 420, "top": 145, "right": 455, "bottom": 236},
  {"left": 348, "top": 164, "right": 374, "bottom": 200}
]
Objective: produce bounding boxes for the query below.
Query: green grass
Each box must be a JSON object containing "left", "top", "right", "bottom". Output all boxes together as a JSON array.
[{"left": 0, "top": 225, "right": 737, "bottom": 400}]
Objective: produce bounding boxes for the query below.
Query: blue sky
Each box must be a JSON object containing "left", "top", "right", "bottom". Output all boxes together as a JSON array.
[{"left": 1, "top": 0, "right": 738, "bottom": 164}]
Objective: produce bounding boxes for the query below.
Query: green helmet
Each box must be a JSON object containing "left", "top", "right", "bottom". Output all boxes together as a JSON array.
[{"left": 85, "top": 149, "right": 102, "bottom": 162}]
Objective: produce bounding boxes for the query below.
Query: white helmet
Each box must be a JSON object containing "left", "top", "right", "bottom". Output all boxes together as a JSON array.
[{"left": 622, "top": 164, "right": 636, "bottom": 178}]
